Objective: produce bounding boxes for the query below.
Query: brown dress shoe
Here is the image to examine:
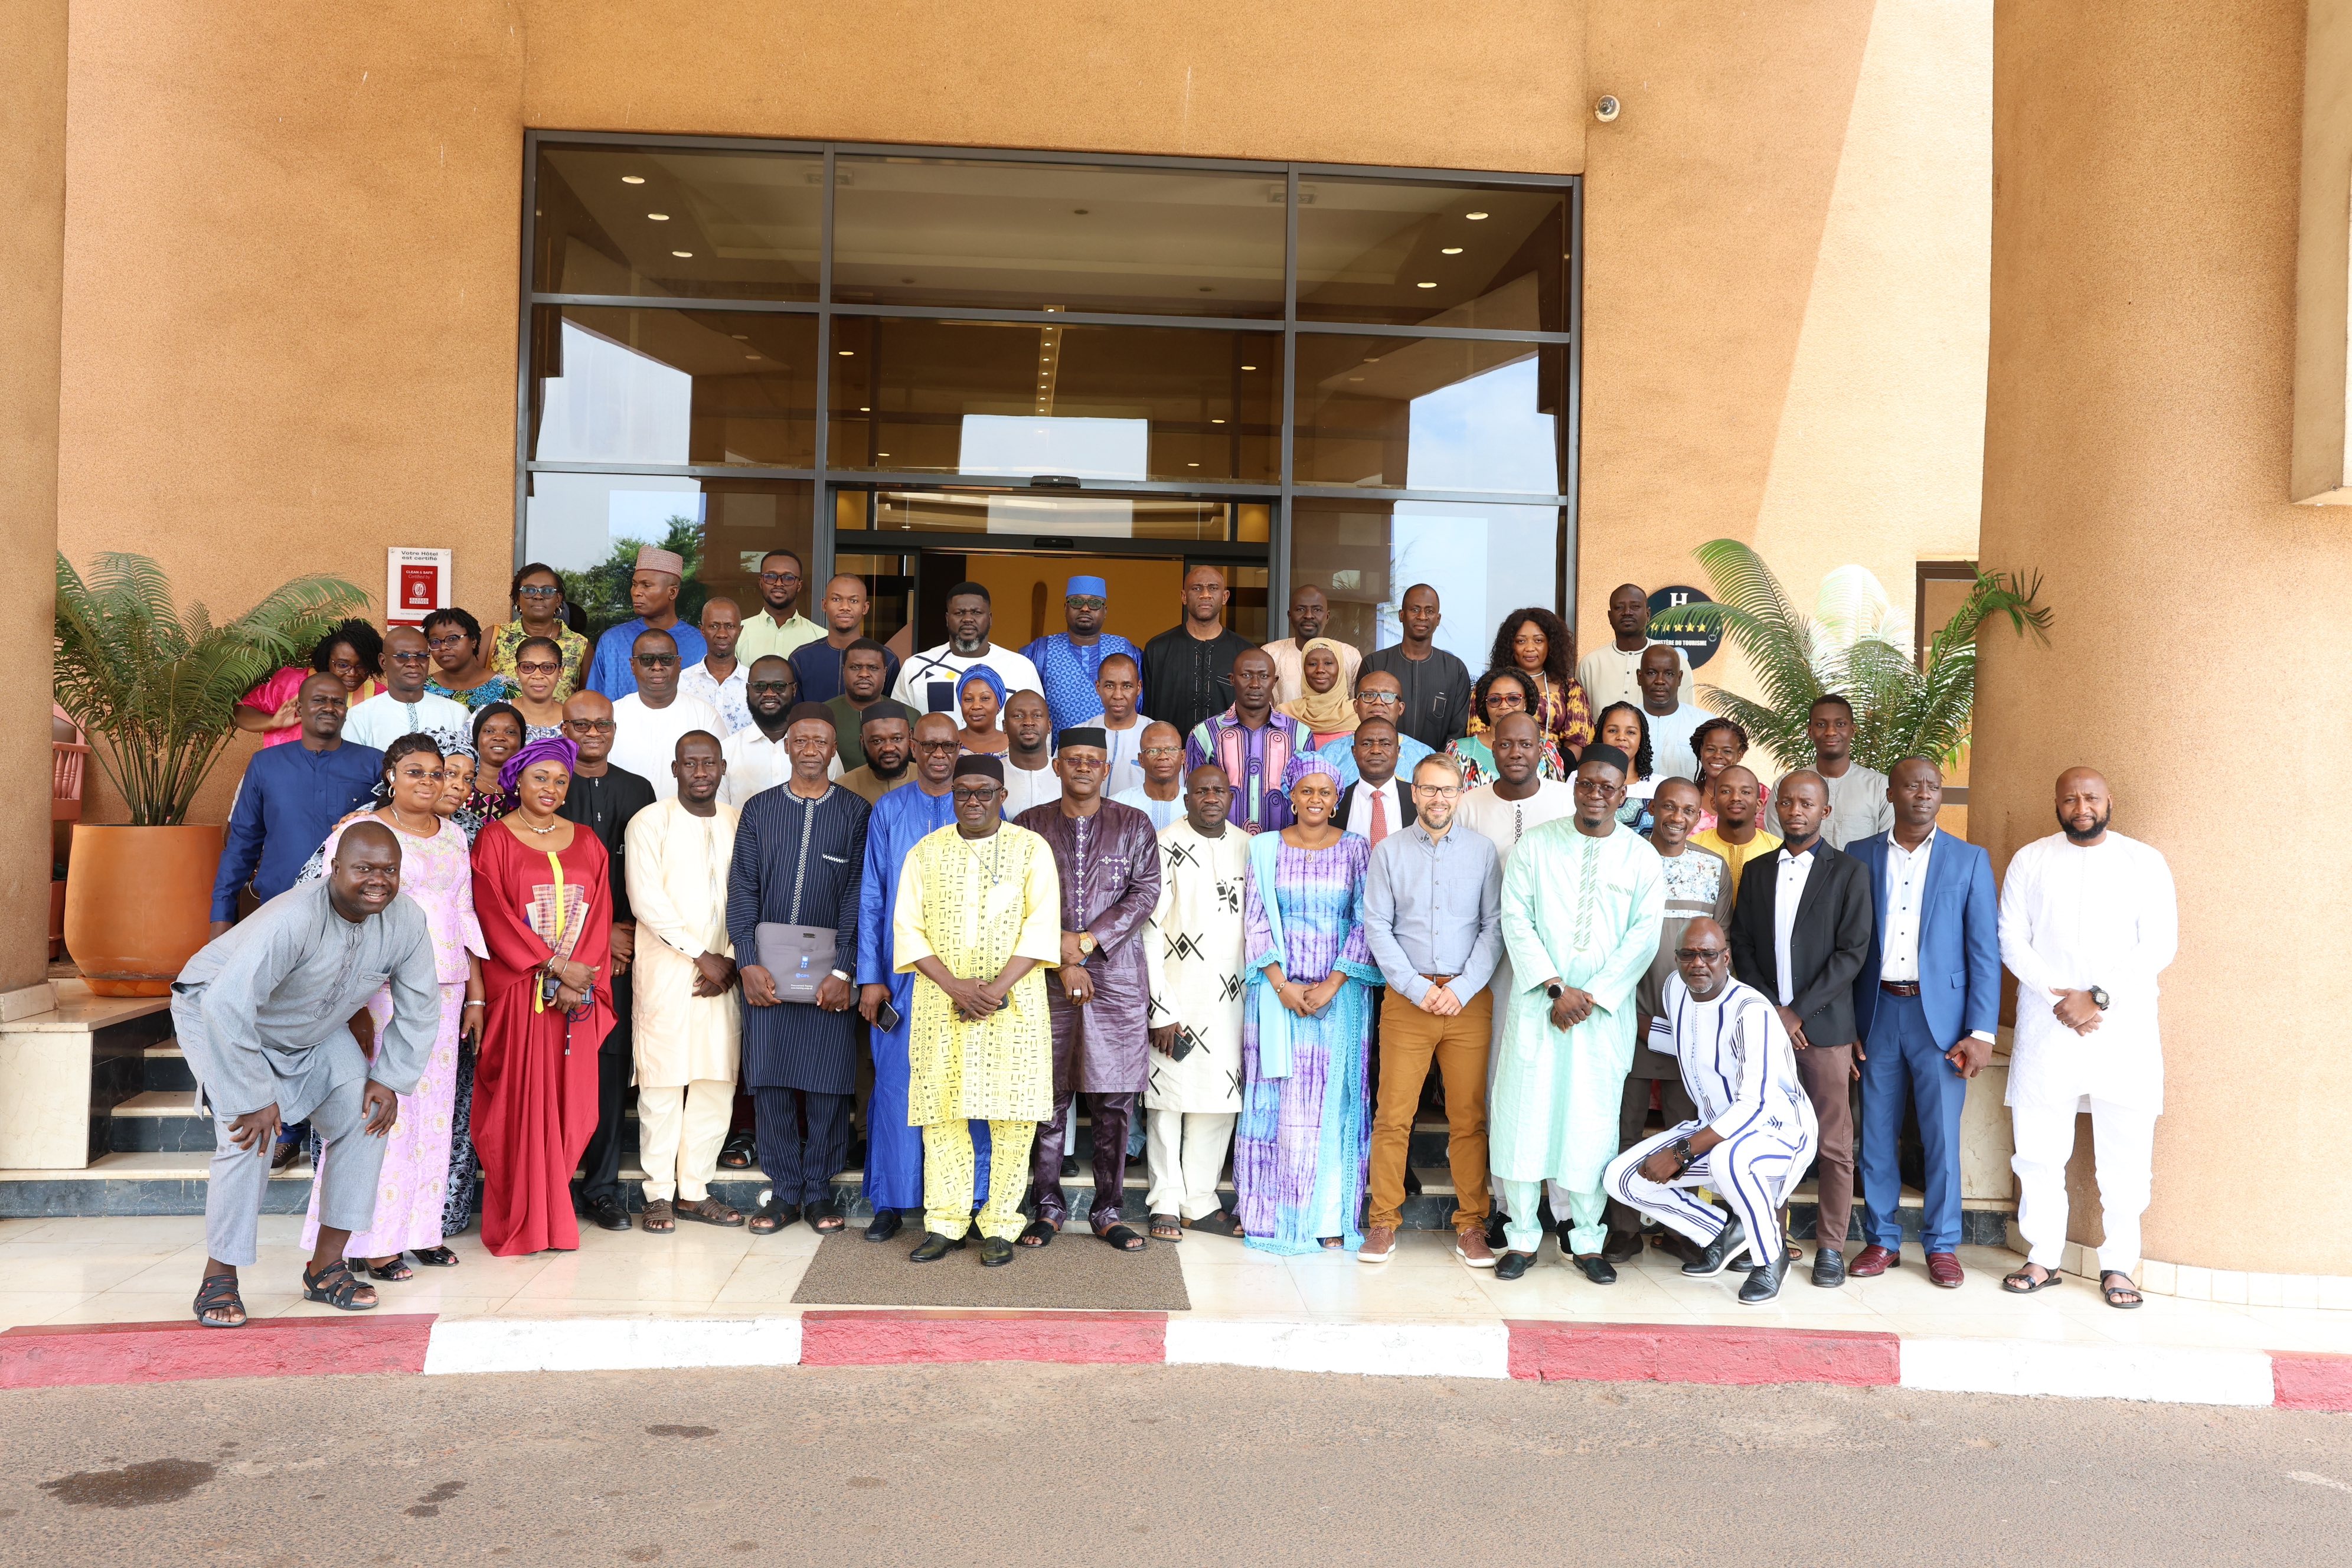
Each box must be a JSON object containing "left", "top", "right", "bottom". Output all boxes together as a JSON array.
[
  {"left": 1925, "top": 1250, "right": 1965, "bottom": 1288},
  {"left": 1455, "top": 1228, "right": 1496, "bottom": 1268},
  {"left": 1356, "top": 1224, "right": 1397, "bottom": 1263},
  {"left": 1848, "top": 1244, "right": 1899, "bottom": 1277}
]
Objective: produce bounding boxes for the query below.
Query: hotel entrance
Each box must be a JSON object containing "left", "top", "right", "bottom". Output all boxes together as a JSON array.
[{"left": 832, "top": 486, "right": 1272, "bottom": 659}]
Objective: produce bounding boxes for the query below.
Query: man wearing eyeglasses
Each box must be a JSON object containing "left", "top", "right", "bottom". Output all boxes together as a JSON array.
[
  {"left": 724, "top": 656, "right": 844, "bottom": 805},
  {"left": 1315, "top": 671, "right": 1432, "bottom": 788},
  {"left": 1602, "top": 917, "right": 1818, "bottom": 1305},
  {"left": 1023, "top": 575, "right": 1146, "bottom": 734},
  {"left": 1358, "top": 752, "right": 1503, "bottom": 1268},
  {"left": 1111, "top": 721, "right": 1188, "bottom": 832},
  {"left": 736, "top": 548, "right": 823, "bottom": 668},
  {"left": 607, "top": 630, "right": 726, "bottom": 804},
  {"left": 584, "top": 545, "right": 708, "bottom": 701},
  {"left": 342, "top": 625, "right": 471, "bottom": 750}
]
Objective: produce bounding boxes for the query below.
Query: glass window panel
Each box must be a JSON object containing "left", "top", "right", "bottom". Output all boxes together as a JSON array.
[
  {"left": 1290, "top": 497, "right": 1562, "bottom": 664},
  {"left": 522, "top": 473, "right": 812, "bottom": 644},
  {"left": 530, "top": 307, "right": 816, "bottom": 468},
  {"left": 864, "top": 489, "right": 1233, "bottom": 541},
  {"left": 829, "top": 318, "right": 1280, "bottom": 483},
  {"left": 832, "top": 157, "right": 1286, "bottom": 317},
  {"left": 533, "top": 144, "right": 822, "bottom": 300},
  {"left": 1292, "top": 337, "right": 1566, "bottom": 495},
  {"left": 1296, "top": 178, "right": 1567, "bottom": 330}
]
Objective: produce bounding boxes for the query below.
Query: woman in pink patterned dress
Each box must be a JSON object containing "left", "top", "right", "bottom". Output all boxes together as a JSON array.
[{"left": 301, "top": 734, "right": 486, "bottom": 1278}]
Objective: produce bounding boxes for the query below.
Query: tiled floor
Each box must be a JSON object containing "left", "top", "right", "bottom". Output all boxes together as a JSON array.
[{"left": 4, "top": 1213, "right": 2350, "bottom": 1357}]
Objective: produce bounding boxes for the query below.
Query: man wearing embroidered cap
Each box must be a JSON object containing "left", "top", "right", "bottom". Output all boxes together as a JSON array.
[
  {"left": 1023, "top": 575, "right": 1146, "bottom": 734},
  {"left": 584, "top": 545, "right": 709, "bottom": 701},
  {"left": 1015, "top": 727, "right": 1162, "bottom": 1251},
  {"left": 893, "top": 753, "right": 1060, "bottom": 1265}
]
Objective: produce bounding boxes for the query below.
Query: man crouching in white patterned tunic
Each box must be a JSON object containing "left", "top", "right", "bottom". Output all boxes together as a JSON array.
[{"left": 1603, "top": 916, "right": 1818, "bottom": 1304}]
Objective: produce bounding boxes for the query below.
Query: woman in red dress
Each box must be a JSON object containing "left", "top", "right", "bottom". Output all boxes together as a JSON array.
[{"left": 469, "top": 736, "right": 613, "bottom": 1256}]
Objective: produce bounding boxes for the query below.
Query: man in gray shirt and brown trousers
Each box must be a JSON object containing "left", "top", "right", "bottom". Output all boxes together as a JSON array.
[{"left": 1359, "top": 750, "right": 1504, "bottom": 1268}]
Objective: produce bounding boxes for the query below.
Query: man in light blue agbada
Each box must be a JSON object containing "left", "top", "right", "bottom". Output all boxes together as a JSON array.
[{"left": 1487, "top": 744, "right": 1665, "bottom": 1286}]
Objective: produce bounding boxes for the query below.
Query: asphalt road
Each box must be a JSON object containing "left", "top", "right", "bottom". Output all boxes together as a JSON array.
[{"left": 4, "top": 1366, "right": 2349, "bottom": 1567}]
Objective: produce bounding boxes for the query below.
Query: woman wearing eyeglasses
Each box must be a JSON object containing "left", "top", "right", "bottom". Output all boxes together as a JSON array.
[
  {"left": 489, "top": 563, "right": 590, "bottom": 700},
  {"left": 423, "top": 607, "right": 518, "bottom": 711}
]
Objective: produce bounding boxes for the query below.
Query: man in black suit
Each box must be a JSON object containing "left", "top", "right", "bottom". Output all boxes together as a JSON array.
[
  {"left": 1728, "top": 769, "right": 1873, "bottom": 1288},
  {"left": 1333, "top": 718, "right": 1416, "bottom": 841}
]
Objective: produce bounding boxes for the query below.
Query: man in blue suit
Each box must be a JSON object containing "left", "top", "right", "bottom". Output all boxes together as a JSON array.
[{"left": 1844, "top": 756, "right": 1999, "bottom": 1288}]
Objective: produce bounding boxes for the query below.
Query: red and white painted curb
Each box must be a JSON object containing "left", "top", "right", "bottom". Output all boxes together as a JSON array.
[{"left": 3, "top": 1312, "right": 2347, "bottom": 1410}]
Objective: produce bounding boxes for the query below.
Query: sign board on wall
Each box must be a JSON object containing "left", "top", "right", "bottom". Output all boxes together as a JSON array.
[
  {"left": 387, "top": 548, "right": 453, "bottom": 628},
  {"left": 1647, "top": 584, "right": 1722, "bottom": 669}
]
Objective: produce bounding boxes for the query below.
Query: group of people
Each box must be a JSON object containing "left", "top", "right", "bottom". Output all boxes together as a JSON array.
[{"left": 181, "top": 553, "right": 2176, "bottom": 1324}]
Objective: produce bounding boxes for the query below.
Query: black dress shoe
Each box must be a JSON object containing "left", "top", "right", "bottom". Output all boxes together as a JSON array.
[
  {"left": 1811, "top": 1245, "right": 1846, "bottom": 1288},
  {"left": 1494, "top": 1250, "right": 1536, "bottom": 1282},
  {"left": 1681, "top": 1216, "right": 1749, "bottom": 1278},
  {"left": 1485, "top": 1210, "right": 1510, "bottom": 1252},
  {"left": 1060, "top": 1155, "right": 1079, "bottom": 1178},
  {"left": 586, "top": 1195, "right": 632, "bottom": 1232},
  {"left": 863, "top": 1209, "right": 904, "bottom": 1243},
  {"left": 979, "top": 1237, "right": 1014, "bottom": 1268},
  {"left": 908, "top": 1232, "right": 967, "bottom": 1263},
  {"left": 1599, "top": 1229, "right": 1642, "bottom": 1265},
  {"left": 1738, "top": 1248, "right": 1791, "bottom": 1304},
  {"left": 1570, "top": 1253, "right": 1617, "bottom": 1285}
]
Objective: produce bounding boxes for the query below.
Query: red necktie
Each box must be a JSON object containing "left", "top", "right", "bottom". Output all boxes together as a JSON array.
[{"left": 1370, "top": 787, "right": 1389, "bottom": 845}]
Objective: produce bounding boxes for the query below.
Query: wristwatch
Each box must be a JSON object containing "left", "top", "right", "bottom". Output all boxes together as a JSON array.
[
  {"left": 1077, "top": 932, "right": 1097, "bottom": 957},
  {"left": 1545, "top": 981, "right": 1566, "bottom": 1000},
  {"left": 1668, "top": 1135, "right": 1697, "bottom": 1176},
  {"left": 830, "top": 968, "right": 852, "bottom": 983},
  {"left": 2089, "top": 985, "right": 2111, "bottom": 1011}
]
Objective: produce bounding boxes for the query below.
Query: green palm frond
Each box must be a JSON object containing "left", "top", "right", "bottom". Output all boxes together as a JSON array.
[
  {"left": 1656, "top": 544, "right": 2052, "bottom": 780},
  {"left": 54, "top": 553, "right": 370, "bottom": 824}
]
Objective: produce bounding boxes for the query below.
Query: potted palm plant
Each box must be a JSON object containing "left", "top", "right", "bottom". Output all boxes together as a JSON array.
[
  {"left": 1650, "top": 538, "right": 2051, "bottom": 773},
  {"left": 53, "top": 552, "right": 369, "bottom": 994}
]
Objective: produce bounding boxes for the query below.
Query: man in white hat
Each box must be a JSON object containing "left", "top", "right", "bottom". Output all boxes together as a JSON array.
[{"left": 586, "top": 545, "right": 708, "bottom": 700}]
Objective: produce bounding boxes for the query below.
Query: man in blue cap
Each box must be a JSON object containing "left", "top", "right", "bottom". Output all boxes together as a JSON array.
[{"left": 1023, "top": 575, "right": 1145, "bottom": 734}]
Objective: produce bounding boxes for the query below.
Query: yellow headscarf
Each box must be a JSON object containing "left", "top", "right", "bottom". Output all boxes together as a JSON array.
[{"left": 1278, "top": 638, "right": 1360, "bottom": 736}]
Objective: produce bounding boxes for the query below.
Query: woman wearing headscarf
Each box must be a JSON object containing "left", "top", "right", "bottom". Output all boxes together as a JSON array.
[
  {"left": 956, "top": 665, "right": 1010, "bottom": 755},
  {"left": 299, "top": 734, "right": 485, "bottom": 1279},
  {"left": 1276, "top": 637, "right": 1359, "bottom": 749},
  {"left": 469, "top": 736, "right": 615, "bottom": 1256},
  {"left": 1233, "top": 754, "right": 1382, "bottom": 1255},
  {"left": 1487, "top": 607, "right": 1593, "bottom": 759}
]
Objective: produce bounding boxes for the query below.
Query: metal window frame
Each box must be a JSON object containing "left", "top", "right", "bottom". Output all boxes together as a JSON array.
[{"left": 515, "top": 130, "right": 1581, "bottom": 622}]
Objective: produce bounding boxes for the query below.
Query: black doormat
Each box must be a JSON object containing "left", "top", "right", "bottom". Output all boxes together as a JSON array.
[{"left": 791, "top": 1227, "right": 1190, "bottom": 1311}]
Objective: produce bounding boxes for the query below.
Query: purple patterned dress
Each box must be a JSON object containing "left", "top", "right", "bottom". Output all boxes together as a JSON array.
[{"left": 1234, "top": 834, "right": 1381, "bottom": 1254}]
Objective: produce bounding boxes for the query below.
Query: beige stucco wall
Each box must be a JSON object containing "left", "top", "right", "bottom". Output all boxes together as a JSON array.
[
  {"left": 1579, "top": 0, "right": 1989, "bottom": 711},
  {"left": 1973, "top": 0, "right": 2350, "bottom": 1275},
  {"left": 0, "top": 0, "right": 70, "bottom": 993}
]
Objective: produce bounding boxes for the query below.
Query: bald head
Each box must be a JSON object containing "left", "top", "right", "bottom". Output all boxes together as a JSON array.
[
  {"left": 2056, "top": 766, "right": 2112, "bottom": 845},
  {"left": 1675, "top": 915, "right": 1732, "bottom": 998},
  {"left": 327, "top": 818, "right": 403, "bottom": 922}
]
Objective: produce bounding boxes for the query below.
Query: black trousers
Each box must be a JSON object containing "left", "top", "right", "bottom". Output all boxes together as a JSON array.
[
  {"left": 1030, "top": 1089, "right": 1137, "bottom": 1230},
  {"left": 1603, "top": 1069, "right": 1698, "bottom": 1237},
  {"left": 576, "top": 973, "right": 634, "bottom": 1206},
  {"left": 756, "top": 1087, "right": 853, "bottom": 1208}
]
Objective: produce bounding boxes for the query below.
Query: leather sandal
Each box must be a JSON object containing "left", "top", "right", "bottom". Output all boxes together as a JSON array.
[
  {"left": 301, "top": 1259, "right": 378, "bottom": 1312},
  {"left": 748, "top": 1198, "right": 797, "bottom": 1234},
  {"left": 639, "top": 1198, "right": 677, "bottom": 1233},
  {"left": 1018, "top": 1219, "right": 1058, "bottom": 1248},
  {"left": 1188, "top": 1210, "right": 1243, "bottom": 1238},
  {"left": 2099, "top": 1270, "right": 2144, "bottom": 1309},
  {"left": 1148, "top": 1213, "right": 1184, "bottom": 1242},
  {"left": 411, "top": 1246, "right": 460, "bottom": 1268},
  {"left": 354, "top": 1255, "right": 413, "bottom": 1282},
  {"left": 674, "top": 1197, "right": 744, "bottom": 1228},
  {"left": 2002, "top": 1263, "right": 2063, "bottom": 1293},
  {"left": 193, "top": 1272, "right": 246, "bottom": 1328},
  {"left": 1099, "top": 1223, "right": 1146, "bottom": 1252}
]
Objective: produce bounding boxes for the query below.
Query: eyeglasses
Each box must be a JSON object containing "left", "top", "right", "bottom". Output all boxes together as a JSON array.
[
  {"left": 1357, "top": 692, "right": 1402, "bottom": 706},
  {"left": 634, "top": 654, "right": 678, "bottom": 668},
  {"left": 1411, "top": 783, "right": 1461, "bottom": 798},
  {"left": 950, "top": 786, "right": 1001, "bottom": 803},
  {"left": 515, "top": 661, "right": 561, "bottom": 677},
  {"left": 759, "top": 571, "right": 800, "bottom": 584},
  {"left": 913, "top": 737, "right": 962, "bottom": 752},
  {"left": 425, "top": 635, "right": 471, "bottom": 651},
  {"left": 1673, "top": 948, "right": 1729, "bottom": 962},
  {"left": 1139, "top": 745, "right": 1182, "bottom": 759},
  {"left": 564, "top": 718, "right": 617, "bottom": 734},
  {"left": 1060, "top": 754, "right": 1104, "bottom": 770},
  {"left": 1572, "top": 777, "right": 1621, "bottom": 796},
  {"left": 516, "top": 584, "right": 562, "bottom": 599},
  {"left": 1065, "top": 596, "right": 1106, "bottom": 610},
  {"left": 748, "top": 680, "right": 795, "bottom": 695},
  {"left": 386, "top": 649, "right": 430, "bottom": 664}
]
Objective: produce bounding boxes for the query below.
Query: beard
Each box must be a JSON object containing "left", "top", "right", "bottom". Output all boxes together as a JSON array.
[{"left": 2059, "top": 804, "right": 2111, "bottom": 844}]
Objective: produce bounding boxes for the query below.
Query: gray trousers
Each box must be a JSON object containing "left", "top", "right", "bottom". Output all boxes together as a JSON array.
[{"left": 206, "top": 1074, "right": 386, "bottom": 1266}]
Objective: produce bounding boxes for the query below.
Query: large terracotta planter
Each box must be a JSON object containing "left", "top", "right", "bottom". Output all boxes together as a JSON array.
[{"left": 63, "top": 824, "right": 223, "bottom": 996}]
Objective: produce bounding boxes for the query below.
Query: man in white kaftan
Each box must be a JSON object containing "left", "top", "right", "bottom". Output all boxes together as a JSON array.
[
  {"left": 1141, "top": 765, "right": 1249, "bottom": 1229},
  {"left": 1997, "top": 768, "right": 2177, "bottom": 1298},
  {"left": 623, "top": 741, "right": 744, "bottom": 1226},
  {"left": 1487, "top": 744, "right": 1664, "bottom": 1279}
]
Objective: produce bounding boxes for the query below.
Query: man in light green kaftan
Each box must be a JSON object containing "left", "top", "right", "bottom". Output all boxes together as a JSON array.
[{"left": 1488, "top": 743, "right": 1664, "bottom": 1282}]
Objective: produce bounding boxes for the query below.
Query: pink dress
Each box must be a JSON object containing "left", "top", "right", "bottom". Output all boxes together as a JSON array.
[{"left": 303, "top": 816, "right": 485, "bottom": 1255}]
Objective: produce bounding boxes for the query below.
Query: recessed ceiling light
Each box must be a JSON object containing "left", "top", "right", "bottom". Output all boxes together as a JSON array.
[
  {"left": 648, "top": 213, "right": 670, "bottom": 221},
  {"left": 730, "top": 334, "right": 748, "bottom": 340},
  {"left": 838, "top": 349, "right": 854, "bottom": 356},
  {"left": 1441, "top": 246, "right": 1464, "bottom": 255},
  {"left": 860, "top": 405, "right": 870, "bottom": 411},
  {"left": 1466, "top": 211, "right": 1489, "bottom": 220},
  {"left": 1188, "top": 462, "right": 1200, "bottom": 467},
  {"left": 671, "top": 250, "right": 693, "bottom": 258},
  {"left": 1241, "top": 364, "right": 1257, "bottom": 371},
  {"left": 622, "top": 175, "right": 646, "bottom": 185},
  {"left": 1348, "top": 376, "right": 1364, "bottom": 383},
  {"left": 745, "top": 354, "right": 761, "bottom": 360},
  {"left": 1416, "top": 281, "right": 1438, "bottom": 289},
  {"left": 1210, "top": 418, "right": 1225, "bottom": 424},
  {"left": 1364, "top": 355, "right": 1382, "bottom": 362}
]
